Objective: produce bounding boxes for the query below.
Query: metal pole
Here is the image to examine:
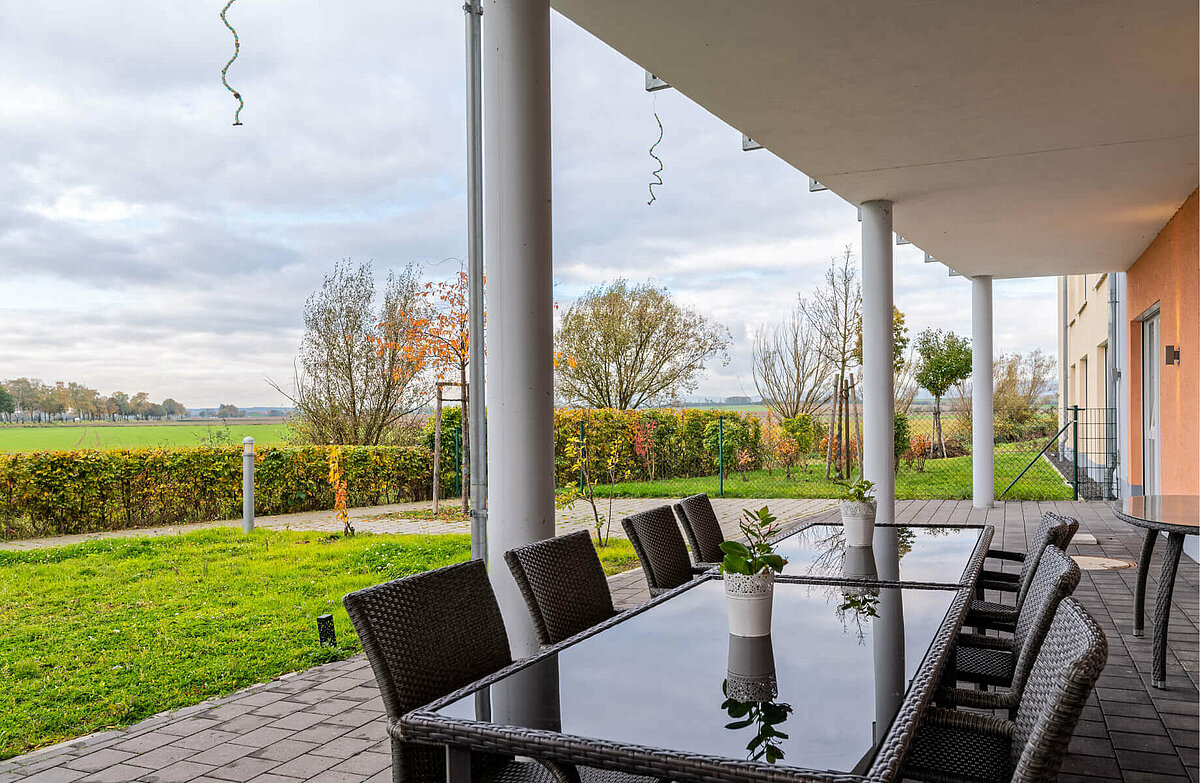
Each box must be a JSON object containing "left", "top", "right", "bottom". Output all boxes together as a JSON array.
[
  {"left": 972, "top": 275, "right": 995, "bottom": 508},
  {"left": 718, "top": 414, "right": 724, "bottom": 497},
  {"left": 242, "top": 437, "right": 255, "bottom": 533},
  {"left": 1072, "top": 405, "right": 1079, "bottom": 500},
  {"left": 465, "top": 0, "right": 487, "bottom": 564},
  {"left": 861, "top": 201, "right": 895, "bottom": 529},
  {"left": 433, "top": 385, "right": 442, "bottom": 512},
  {"left": 579, "top": 419, "right": 586, "bottom": 492}
]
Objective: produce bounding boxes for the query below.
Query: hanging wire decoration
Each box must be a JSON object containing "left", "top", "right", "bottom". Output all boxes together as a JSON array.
[
  {"left": 220, "top": 0, "right": 244, "bottom": 126},
  {"left": 647, "top": 111, "right": 664, "bottom": 205}
]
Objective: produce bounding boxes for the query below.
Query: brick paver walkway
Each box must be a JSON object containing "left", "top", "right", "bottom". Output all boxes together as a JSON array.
[{"left": 2, "top": 500, "right": 1195, "bottom": 783}]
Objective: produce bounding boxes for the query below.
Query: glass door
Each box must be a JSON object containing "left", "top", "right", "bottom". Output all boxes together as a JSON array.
[{"left": 1142, "top": 315, "right": 1160, "bottom": 495}]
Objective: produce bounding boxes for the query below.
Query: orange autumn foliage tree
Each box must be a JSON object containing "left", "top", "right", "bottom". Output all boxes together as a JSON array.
[{"left": 379, "top": 270, "right": 472, "bottom": 511}]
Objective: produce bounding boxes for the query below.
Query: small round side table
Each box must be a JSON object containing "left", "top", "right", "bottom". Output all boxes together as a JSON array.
[{"left": 1112, "top": 495, "right": 1199, "bottom": 689}]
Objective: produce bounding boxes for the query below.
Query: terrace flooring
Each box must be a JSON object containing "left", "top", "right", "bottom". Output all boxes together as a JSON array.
[{"left": 1, "top": 500, "right": 1195, "bottom": 783}]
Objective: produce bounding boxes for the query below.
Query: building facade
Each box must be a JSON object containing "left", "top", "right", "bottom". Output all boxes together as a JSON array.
[{"left": 1058, "top": 190, "right": 1199, "bottom": 501}]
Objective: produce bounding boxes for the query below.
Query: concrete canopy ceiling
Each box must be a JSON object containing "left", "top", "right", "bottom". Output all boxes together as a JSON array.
[{"left": 552, "top": 0, "right": 1198, "bottom": 278}]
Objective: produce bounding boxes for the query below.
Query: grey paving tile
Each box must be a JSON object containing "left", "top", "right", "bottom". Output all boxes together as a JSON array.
[
  {"left": 266, "top": 752, "right": 341, "bottom": 779},
  {"left": 186, "top": 743, "right": 255, "bottom": 767},
  {"left": 171, "top": 730, "right": 243, "bottom": 752},
  {"left": 17, "top": 769, "right": 87, "bottom": 783},
  {"left": 63, "top": 749, "right": 136, "bottom": 773},
  {"left": 249, "top": 739, "right": 318, "bottom": 763},
  {"left": 310, "top": 737, "right": 375, "bottom": 760},
  {"left": 207, "top": 756, "right": 282, "bottom": 782},
  {"left": 136, "top": 759, "right": 216, "bottom": 782},
  {"left": 226, "top": 728, "right": 295, "bottom": 749},
  {"left": 126, "top": 745, "right": 196, "bottom": 770},
  {"left": 328, "top": 752, "right": 391, "bottom": 777}
]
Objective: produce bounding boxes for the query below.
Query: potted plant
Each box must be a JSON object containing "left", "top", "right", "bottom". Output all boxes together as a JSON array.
[
  {"left": 839, "top": 476, "right": 876, "bottom": 548},
  {"left": 720, "top": 506, "right": 788, "bottom": 637}
]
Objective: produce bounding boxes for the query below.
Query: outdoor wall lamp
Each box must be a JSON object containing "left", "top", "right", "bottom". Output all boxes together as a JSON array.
[{"left": 1165, "top": 345, "right": 1180, "bottom": 365}]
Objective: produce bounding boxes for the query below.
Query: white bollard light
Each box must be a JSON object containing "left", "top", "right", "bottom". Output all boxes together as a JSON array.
[{"left": 242, "top": 437, "right": 255, "bottom": 533}]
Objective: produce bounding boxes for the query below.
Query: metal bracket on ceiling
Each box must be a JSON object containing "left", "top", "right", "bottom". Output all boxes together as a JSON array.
[
  {"left": 742, "top": 134, "right": 763, "bottom": 151},
  {"left": 809, "top": 178, "right": 828, "bottom": 192},
  {"left": 645, "top": 71, "right": 671, "bottom": 92},
  {"left": 896, "top": 235, "right": 910, "bottom": 245},
  {"left": 924, "top": 252, "right": 937, "bottom": 263}
]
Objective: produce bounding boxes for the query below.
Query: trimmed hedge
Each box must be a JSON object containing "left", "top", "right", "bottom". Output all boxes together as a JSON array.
[
  {"left": 0, "top": 445, "right": 432, "bottom": 539},
  {"left": 555, "top": 408, "right": 772, "bottom": 486}
]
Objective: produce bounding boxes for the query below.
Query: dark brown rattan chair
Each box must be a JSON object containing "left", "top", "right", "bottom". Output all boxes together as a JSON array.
[
  {"left": 672, "top": 493, "right": 725, "bottom": 567},
  {"left": 940, "top": 546, "right": 1080, "bottom": 709},
  {"left": 969, "top": 513, "right": 1077, "bottom": 630},
  {"left": 344, "top": 560, "right": 655, "bottom": 783},
  {"left": 621, "top": 505, "right": 703, "bottom": 596},
  {"left": 505, "top": 530, "right": 617, "bottom": 646},
  {"left": 904, "top": 597, "right": 1108, "bottom": 783}
]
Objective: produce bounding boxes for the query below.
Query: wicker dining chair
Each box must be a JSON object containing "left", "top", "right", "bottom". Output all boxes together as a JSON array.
[
  {"left": 969, "top": 513, "right": 1076, "bottom": 630},
  {"left": 672, "top": 493, "right": 726, "bottom": 567},
  {"left": 940, "top": 546, "right": 1080, "bottom": 708},
  {"left": 904, "top": 597, "right": 1108, "bottom": 783},
  {"left": 344, "top": 560, "right": 656, "bottom": 783},
  {"left": 505, "top": 530, "right": 617, "bottom": 646},
  {"left": 622, "top": 505, "right": 703, "bottom": 596}
]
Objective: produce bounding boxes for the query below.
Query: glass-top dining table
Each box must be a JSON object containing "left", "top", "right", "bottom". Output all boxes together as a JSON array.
[{"left": 400, "top": 521, "right": 994, "bottom": 783}]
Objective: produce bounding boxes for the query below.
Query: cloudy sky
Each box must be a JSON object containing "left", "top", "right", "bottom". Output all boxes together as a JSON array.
[{"left": 0, "top": 1, "right": 1056, "bottom": 408}]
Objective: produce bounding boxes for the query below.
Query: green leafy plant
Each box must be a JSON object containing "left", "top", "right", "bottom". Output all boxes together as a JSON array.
[
  {"left": 719, "top": 506, "right": 787, "bottom": 575},
  {"left": 721, "top": 680, "right": 794, "bottom": 764},
  {"left": 838, "top": 477, "right": 876, "bottom": 503}
]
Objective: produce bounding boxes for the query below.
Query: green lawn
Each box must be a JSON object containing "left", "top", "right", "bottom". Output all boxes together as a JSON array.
[
  {"left": 0, "top": 529, "right": 639, "bottom": 760},
  {"left": 0, "top": 422, "right": 289, "bottom": 453},
  {"left": 593, "top": 447, "right": 1072, "bottom": 501}
]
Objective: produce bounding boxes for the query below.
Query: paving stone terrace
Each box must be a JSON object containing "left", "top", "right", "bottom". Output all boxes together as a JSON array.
[{"left": 1, "top": 500, "right": 1195, "bottom": 783}]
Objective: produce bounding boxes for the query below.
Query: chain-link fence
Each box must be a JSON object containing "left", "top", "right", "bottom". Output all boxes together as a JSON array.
[{"left": 564, "top": 404, "right": 1108, "bottom": 503}]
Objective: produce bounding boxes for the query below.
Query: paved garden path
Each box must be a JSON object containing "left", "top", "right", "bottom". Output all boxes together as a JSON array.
[
  {"left": 0, "top": 498, "right": 835, "bottom": 551},
  {"left": 3, "top": 500, "right": 1194, "bottom": 783}
]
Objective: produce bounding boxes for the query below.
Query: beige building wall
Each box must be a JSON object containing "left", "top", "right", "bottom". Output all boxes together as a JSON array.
[{"left": 1057, "top": 273, "right": 1113, "bottom": 470}]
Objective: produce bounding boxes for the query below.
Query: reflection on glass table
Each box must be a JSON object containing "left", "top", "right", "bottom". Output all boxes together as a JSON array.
[
  {"left": 772, "top": 523, "right": 985, "bottom": 585},
  {"left": 434, "top": 578, "right": 958, "bottom": 777},
  {"left": 723, "top": 634, "right": 792, "bottom": 764}
]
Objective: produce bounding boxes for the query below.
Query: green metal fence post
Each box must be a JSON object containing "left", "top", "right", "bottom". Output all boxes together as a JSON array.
[
  {"left": 718, "top": 414, "right": 724, "bottom": 498},
  {"left": 1071, "top": 405, "right": 1079, "bottom": 501},
  {"left": 579, "top": 419, "right": 586, "bottom": 492}
]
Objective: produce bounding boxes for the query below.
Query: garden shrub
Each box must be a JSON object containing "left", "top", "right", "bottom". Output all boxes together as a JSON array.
[
  {"left": 0, "top": 445, "right": 432, "bottom": 539},
  {"left": 781, "top": 415, "right": 816, "bottom": 453},
  {"left": 893, "top": 414, "right": 910, "bottom": 472},
  {"left": 554, "top": 408, "right": 764, "bottom": 486}
]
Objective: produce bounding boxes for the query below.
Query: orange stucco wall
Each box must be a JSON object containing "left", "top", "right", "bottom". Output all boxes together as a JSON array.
[{"left": 1126, "top": 190, "right": 1199, "bottom": 495}]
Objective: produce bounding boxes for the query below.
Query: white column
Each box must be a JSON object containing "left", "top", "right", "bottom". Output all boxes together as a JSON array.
[
  {"left": 972, "top": 276, "right": 994, "bottom": 508},
  {"left": 484, "top": 0, "right": 554, "bottom": 660},
  {"left": 861, "top": 201, "right": 894, "bottom": 530}
]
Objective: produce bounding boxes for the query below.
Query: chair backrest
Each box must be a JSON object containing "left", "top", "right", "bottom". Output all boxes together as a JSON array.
[
  {"left": 622, "top": 505, "right": 695, "bottom": 595},
  {"left": 673, "top": 493, "right": 726, "bottom": 564},
  {"left": 1015, "top": 513, "right": 1071, "bottom": 606},
  {"left": 1045, "top": 511, "right": 1081, "bottom": 549},
  {"left": 343, "top": 560, "right": 511, "bottom": 782},
  {"left": 1011, "top": 598, "right": 1108, "bottom": 782},
  {"left": 1010, "top": 546, "right": 1081, "bottom": 696},
  {"left": 504, "top": 530, "right": 617, "bottom": 645}
]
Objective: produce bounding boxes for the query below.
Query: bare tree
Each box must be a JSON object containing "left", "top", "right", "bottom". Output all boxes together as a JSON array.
[
  {"left": 752, "top": 307, "right": 830, "bottom": 419},
  {"left": 555, "top": 280, "right": 731, "bottom": 409},
  {"left": 894, "top": 342, "right": 920, "bottom": 415},
  {"left": 270, "top": 260, "right": 428, "bottom": 445},
  {"left": 799, "top": 247, "right": 861, "bottom": 478}
]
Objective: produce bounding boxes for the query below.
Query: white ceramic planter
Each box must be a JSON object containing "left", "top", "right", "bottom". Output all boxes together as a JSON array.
[
  {"left": 840, "top": 499, "right": 877, "bottom": 548},
  {"left": 725, "top": 571, "right": 775, "bottom": 637}
]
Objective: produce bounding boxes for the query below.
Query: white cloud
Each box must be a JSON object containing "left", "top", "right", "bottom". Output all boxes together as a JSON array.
[{"left": 0, "top": 1, "right": 1056, "bottom": 406}]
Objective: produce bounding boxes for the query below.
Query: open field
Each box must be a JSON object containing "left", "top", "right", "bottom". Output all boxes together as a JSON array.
[
  {"left": 0, "top": 528, "right": 637, "bottom": 759},
  {"left": 593, "top": 447, "right": 1072, "bottom": 501},
  {"left": 0, "top": 422, "right": 289, "bottom": 453}
]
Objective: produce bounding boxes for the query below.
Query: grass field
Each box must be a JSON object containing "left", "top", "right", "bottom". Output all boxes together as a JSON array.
[
  {"left": 0, "top": 528, "right": 637, "bottom": 759},
  {"left": 593, "top": 447, "right": 1072, "bottom": 501},
  {"left": 0, "top": 422, "right": 289, "bottom": 453}
]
